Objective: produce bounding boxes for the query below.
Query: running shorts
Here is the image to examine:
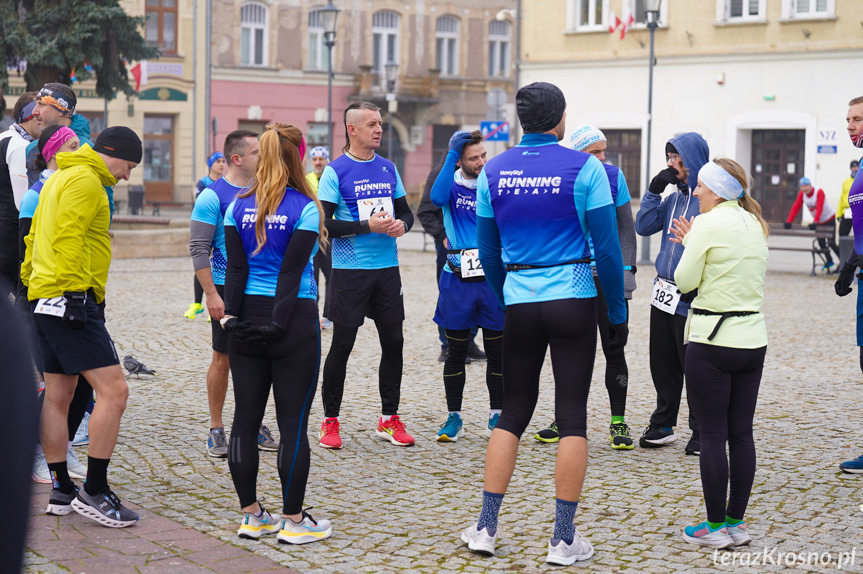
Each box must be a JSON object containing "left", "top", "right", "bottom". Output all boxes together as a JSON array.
[
  {"left": 324, "top": 267, "right": 404, "bottom": 327},
  {"left": 433, "top": 272, "right": 505, "bottom": 331},
  {"left": 32, "top": 297, "right": 119, "bottom": 375}
]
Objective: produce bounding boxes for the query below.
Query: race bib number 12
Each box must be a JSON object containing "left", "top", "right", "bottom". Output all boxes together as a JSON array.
[
  {"left": 650, "top": 277, "right": 680, "bottom": 315},
  {"left": 34, "top": 297, "right": 66, "bottom": 318},
  {"left": 460, "top": 249, "right": 484, "bottom": 278},
  {"left": 357, "top": 197, "right": 393, "bottom": 221}
]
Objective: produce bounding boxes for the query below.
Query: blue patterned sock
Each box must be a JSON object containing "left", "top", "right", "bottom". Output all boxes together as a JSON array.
[
  {"left": 553, "top": 498, "right": 579, "bottom": 544},
  {"left": 477, "top": 491, "right": 504, "bottom": 534}
]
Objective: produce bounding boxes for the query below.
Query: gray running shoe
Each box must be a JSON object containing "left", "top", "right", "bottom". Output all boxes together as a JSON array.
[
  {"left": 46, "top": 486, "right": 79, "bottom": 516},
  {"left": 67, "top": 445, "right": 88, "bottom": 479},
  {"left": 258, "top": 424, "right": 278, "bottom": 451},
  {"left": 72, "top": 487, "right": 139, "bottom": 528},
  {"left": 32, "top": 451, "right": 52, "bottom": 484},
  {"left": 207, "top": 427, "right": 228, "bottom": 458}
]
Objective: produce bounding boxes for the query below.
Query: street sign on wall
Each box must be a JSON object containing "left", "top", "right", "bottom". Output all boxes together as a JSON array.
[{"left": 481, "top": 121, "right": 509, "bottom": 142}]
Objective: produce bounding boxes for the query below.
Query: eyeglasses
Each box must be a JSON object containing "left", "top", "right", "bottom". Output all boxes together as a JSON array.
[{"left": 666, "top": 153, "right": 680, "bottom": 163}]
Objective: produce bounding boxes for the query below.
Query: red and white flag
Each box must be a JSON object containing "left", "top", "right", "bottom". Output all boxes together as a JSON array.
[
  {"left": 608, "top": 9, "right": 621, "bottom": 33},
  {"left": 130, "top": 60, "right": 149, "bottom": 92},
  {"left": 620, "top": 5, "right": 635, "bottom": 39}
]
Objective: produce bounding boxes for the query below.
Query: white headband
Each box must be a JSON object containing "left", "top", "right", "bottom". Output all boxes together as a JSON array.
[
  {"left": 569, "top": 123, "right": 606, "bottom": 152},
  {"left": 698, "top": 161, "right": 745, "bottom": 201}
]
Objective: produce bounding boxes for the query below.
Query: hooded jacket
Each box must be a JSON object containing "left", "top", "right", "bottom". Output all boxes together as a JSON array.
[
  {"left": 26, "top": 114, "right": 92, "bottom": 187},
  {"left": 635, "top": 132, "right": 709, "bottom": 316},
  {"left": 22, "top": 144, "right": 118, "bottom": 303}
]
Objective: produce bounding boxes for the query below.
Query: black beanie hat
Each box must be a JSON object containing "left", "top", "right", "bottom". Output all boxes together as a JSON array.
[
  {"left": 516, "top": 82, "right": 566, "bottom": 134},
  {"left": 666, "top": 142, "right": 679, "bottom": 155},
  {"left": 93, "top": 126, "right": 143, "bottom": 163}
]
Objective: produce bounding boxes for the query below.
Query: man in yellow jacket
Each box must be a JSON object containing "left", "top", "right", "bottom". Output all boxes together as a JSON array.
[{"left": 22, "top": 126, "right": 143, "bottom": 528}]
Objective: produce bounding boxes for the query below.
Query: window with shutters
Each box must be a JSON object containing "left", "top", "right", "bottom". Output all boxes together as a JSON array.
[
  {"left": 241, "top": 3, "right": 268, "bottom": 67},
  {"left": 436, "top": 16, "right": 459, "bottom": 76}
]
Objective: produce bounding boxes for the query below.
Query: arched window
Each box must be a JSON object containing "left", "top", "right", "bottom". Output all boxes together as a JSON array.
[
  {"left": 488, "top": 20, "right": 510, "bottom": 78},
  {"left": 308, "top": 8, "right": 330, "bottom": 70},
  {"left": 436, "top": 15, "right": 459, "bottom": 76},
  {"left": 372, "top": 10, "right": 400, "bottom": 73},
  {"left": 240, "top": 2, "right": 268, "bottom": 67}
]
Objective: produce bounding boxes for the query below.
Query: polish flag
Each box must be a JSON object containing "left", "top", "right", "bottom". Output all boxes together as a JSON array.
[
  {"left": 620, "top": 5, "right": 635, "bottom": 39},
  {"left": 130, "top": 60, "right": 149, "bottom": 92},
  {"left": 608, "top": 9, "right": 621, "bottom": 33}
]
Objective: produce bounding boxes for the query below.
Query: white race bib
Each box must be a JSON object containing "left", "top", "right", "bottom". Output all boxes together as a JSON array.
[
  {"left": 357, "top": 197, "right": 393, "bottom": 222},
  {"left": 460, "top": 249, "right": 484, "bottom": 278},
  {"left": 650, "top": 277, "right": 681, "bottom": 315},
  {"left": 34, "top": 297, "right": 66, "bottom": 318}
]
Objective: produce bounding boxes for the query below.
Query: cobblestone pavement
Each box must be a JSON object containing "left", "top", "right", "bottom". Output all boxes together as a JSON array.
[{"left": 23, "top": 243, "right": 863, "bottom": 573}]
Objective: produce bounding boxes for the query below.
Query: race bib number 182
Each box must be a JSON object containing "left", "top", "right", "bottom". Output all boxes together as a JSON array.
[
  {"left": 357, "top": 197, "right": 394, "bottom": 221},
  {"left": 650, "top": 277, "right": 680, "bottom": 315}
]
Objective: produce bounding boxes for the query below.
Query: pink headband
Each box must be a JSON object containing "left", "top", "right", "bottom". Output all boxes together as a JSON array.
[
  {"left": 298, "top": 137, "right": 306, "bottom": 161},
  {"left": 42, "top": 127, "right": 77, "bottom": 163}
]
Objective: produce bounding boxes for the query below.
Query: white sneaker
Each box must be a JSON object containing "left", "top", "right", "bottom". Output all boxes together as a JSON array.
[
  {"left": 461, "top": 523, "right": 497, "bottom": 556},
  {"left": 237, "top": 505, "right": 281, "bottom": 539},
  {"left": 72, "top": 412, "right": 90, "bottom": 446},
  {"left": 277, "top": 509, "right": 332, "bottom": 544},
  {"left": 32, "top": 451, "right": 52, "bottom": 484},
  {"left": 546, "top": 530, "right": 595, "bottom": 565},
  {"left": 726, "top": 522, "right": 752, "bottom": 546},
  {"left": 66, "top": 445, "right": 88, "bottom": 479}
]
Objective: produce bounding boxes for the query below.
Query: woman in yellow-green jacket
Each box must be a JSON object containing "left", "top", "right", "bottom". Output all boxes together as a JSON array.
[{"left": 668, "top": 158, "right": 769, "bottom": 550}]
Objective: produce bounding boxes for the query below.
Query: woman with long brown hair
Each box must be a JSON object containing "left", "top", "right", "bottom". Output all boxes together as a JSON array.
[
  {"left": 220, "top": 123, "right": 332, "bottom": 544},
  {"left": 669, "top": 158, "right": 769, "bottom": 549}
]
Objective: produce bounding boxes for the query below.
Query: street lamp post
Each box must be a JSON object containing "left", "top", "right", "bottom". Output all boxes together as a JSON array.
[
  {"left": 320, "top": 1, "right": 340, "bottom": 156},
  {"left": 640, "top": 0, "right": 662, "bottom": 266},
  {"left": 385, "top": 60, "right": 399, "bottom": 159}
]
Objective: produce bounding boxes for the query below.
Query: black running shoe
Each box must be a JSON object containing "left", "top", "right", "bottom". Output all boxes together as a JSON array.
[
  {"left": 468, "top": 343, "right": 487, "bottom": 360},
  {"left": 534, "top": 421, "right": 560, "bottom": 443},
  {"left": 685, "top": 430, "right": 701, "bottom": 455},
  {"left": 46, "top": 486, "right": 79, "bottom": 516},
  {"left": 72, "top": 487, "right": 139, "bottom": 528},
  {"left": 638, "top": 424, "right": 677, "bottom": 448}
]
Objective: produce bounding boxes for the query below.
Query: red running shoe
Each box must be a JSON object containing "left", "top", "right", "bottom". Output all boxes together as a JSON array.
[
  {"left": 319, "top": 418, "right": 342, "bottom": 449},
  {"left": 375, "top": 415, "right": 415, "bottom": 446}
]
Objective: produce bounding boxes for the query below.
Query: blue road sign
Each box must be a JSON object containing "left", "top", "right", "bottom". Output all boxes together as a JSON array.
[{"left": 481, "top": 121, "right": 510, "bottom": 142}]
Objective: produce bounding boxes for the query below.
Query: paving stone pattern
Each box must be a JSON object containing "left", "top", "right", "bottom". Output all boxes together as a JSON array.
[{"left": 24, "top": 250, "right": 863, "bottom": 573}]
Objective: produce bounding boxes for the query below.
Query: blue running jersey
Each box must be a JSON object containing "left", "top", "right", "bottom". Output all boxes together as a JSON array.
[
  {"left": 588, "top": 164, "right": 631, "bottom": 262},
  {"left": 476, "top": 138, "right": 613, "bottom": 305},
  {"left": 191, "top": 178, "right": 246, "bottom": 285},
  {"left": 317, "top": 154, "right": 406, "bottom": 270},
  {"left": 19, "top": 169, "right": 53, "bottom": 219},
  {"left": 224, "top": 189, "right": 320, "bottom": 298},
  {"left": 850, "top": 163, "right": 863, "bottom": 254},
  {"left": 440, "top": 178, "right": 480, "bottom": 274}
]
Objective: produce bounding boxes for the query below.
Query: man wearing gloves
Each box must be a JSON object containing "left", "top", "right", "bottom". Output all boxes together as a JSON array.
[{"left": 635, "top": 132, "right": 708, "bottom": 454}]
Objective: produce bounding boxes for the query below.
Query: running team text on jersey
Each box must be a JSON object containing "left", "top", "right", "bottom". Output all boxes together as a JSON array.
[
  {"left": 441, "top": 174, "right": 480, "bottom": 273},
  {"left": 477, "top": 141, "right": 613, "bottom": 305},
  {"left": 190, "top": 178, "right": 247, "bottom": 285},
  {"left": 224, "top": 188, "right": 319, "bottom": 298},
  {"left": 849, "top": 165, "right": 863, "bottom": 254},
  {"left": 317, "top": 154, "right": 406, "bottom": 270}
]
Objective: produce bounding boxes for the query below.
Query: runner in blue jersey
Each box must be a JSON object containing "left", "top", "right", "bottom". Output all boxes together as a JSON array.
[
  {"left": 635, "top": 131, "right": 709, "bottom": 454},
  {"left": 459, "top": 82, "right": 627, "bottom": 566},
  {"left": 533, "top": 124, "right": 638, "bottom": 450},
  {"left": 189, "top": 130, "right": 276, "bottom": 457},
  {"left": 220, "top": 123, "right": 332, "bottom": 544},
  {"left": 187, "top": 151, "right": 228, "bottom": 319},
  {"left": 833, "top": 95, "right": 863, "bottom": 473},
  {"left": 316, "top": 102, "right": 416, "bottom": 449},
  {"left": 430, "top": 130, "right": 504, "bottom": 442}
]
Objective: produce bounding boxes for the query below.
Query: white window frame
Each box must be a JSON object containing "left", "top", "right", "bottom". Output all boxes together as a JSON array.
[
  {"left": 240, "top": 2, "right": 268, "bottom": 67},
  {"left": 783, "top": 0, "right": 835, "bottom": 19},
  {"left": 372, "top": 10, "right": 400, "bottom": 74},
  {"left": 716, "top": 0, "right": 765, "bottom": 22},
  {"left": 308, "top": 9, "right": 329, "bottom": 71},
  {"left": 568, "top": 0, "right": 610, "bottom": 31},
  {"left": 626, "top": 0, "right": 670, "bottom": 31},
  {"left": 488, "top": 20, "right": 511, "bottom": 78},
  {"left": 436, "top": 15, "right": 460, "bottom": 77}
]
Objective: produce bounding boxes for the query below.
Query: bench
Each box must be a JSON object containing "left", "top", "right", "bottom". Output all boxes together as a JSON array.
[
  {"left": 768, "top": 223, "right": 833, "bottom": 276},
  {"left": 145, "top": 201, "right": 186, "bottom": 216}
]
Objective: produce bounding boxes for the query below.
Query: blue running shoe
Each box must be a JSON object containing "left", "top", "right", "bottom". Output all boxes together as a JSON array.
[
  {"left": 486, "top": 412, "right": 500, "bottom": 437},
  {"left": 839, "top": 454, "right": 863, "bottom": 474},
  {"left": 682, "top": 521, "right": 734, "bottom": 549},
  {"left": 436, "top": 412, "right": 464, "bottom": 442}
]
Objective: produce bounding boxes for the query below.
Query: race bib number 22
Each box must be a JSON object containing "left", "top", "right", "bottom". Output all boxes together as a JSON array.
[{"left": 34, "top": 297, "right": 66, "bottom": 318}]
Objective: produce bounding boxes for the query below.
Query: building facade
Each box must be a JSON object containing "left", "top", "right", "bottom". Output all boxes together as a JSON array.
[
  {"left": 521, "top": 0, "right": 863, "bottom": 221},
  {"left": 209, "top": 0, "right": 517, "bottom": 201}
]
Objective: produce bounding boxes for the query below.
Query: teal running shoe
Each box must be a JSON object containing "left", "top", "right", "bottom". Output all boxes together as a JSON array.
[
  {"left": 487, "top": 412, "right": 500, "bottom": 436},
  {"left": 682, "top": 521, "right": 734, "bottom": 549},
  {"left": 436, "top": 412, "right": 464, "bottom": 442}
]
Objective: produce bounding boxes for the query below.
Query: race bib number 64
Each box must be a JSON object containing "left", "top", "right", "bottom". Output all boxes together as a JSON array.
[
  {"left": 651, "top": 277, "right": 680, "bottom": 315},
  {"left": 357, "top": 197, "right": 393, "bottom": 221}
]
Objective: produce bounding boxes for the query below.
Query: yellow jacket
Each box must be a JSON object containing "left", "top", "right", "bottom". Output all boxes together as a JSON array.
[
  {"left": 306, "top": 171, "right": 320, "bottom": 194},
  {"left": 22, "top": 144, "right": 118, "bottom": 303},
  {"left": 838, "top": 176, "right": 854, "bottom": 219}
]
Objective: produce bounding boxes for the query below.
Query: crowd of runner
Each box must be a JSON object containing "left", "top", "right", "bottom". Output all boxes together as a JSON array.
[{"left": 3, "top": 79, "right": 863, "bottom": 566}]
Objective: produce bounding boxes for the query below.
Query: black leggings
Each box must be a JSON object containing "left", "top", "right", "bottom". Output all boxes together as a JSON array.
[
  {"left": 685, "top": 343, "right": 766, "bottom": 523},
  {"left": 595, "top": 276, "right": 628, "bottom": 417},
  {"left": 322, "top": 320, "right": 403, "bottom": 418},
  {"left": 443, "top": 328, "right": 502, "bottom": 412},
  {"left": 496, "top": 299, "right": 597, "bottom": 439},
  {"left": 193, "top": 275, "right": 203, "bottom": 305},
  {"left": 648, "top": 306, "right": 697, "bottom": 430},
  {"left": 227, "top": 297, "right": 320, "bottom": 514}
]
